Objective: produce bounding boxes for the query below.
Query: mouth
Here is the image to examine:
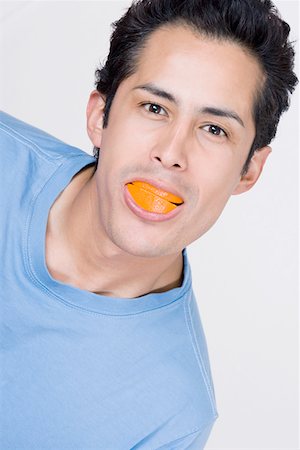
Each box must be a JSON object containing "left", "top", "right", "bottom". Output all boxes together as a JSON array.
[{"left": 126, "top": 180, "right": 184, "bottom": 214}]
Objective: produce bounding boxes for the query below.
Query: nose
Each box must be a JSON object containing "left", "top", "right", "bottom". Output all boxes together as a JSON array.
[{"left": 149, "top": 123, "right": 189, "bottom": 170}]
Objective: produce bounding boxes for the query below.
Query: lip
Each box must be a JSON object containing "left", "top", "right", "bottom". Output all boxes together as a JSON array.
[{"left": 124, "top": 184, "right": 184, "bottom": 222}]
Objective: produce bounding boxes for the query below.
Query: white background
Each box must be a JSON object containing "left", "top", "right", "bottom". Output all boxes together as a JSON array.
[{"left": 0, "top": 1, "right": 298, "bottom": 449}]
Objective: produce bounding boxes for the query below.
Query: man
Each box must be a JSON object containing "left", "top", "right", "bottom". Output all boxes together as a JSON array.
[{"left": 0, "top": 0, "right": 297, "bottom": 449}]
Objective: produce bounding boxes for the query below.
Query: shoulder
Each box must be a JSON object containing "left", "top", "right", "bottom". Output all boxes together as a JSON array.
[
  {"left": 0, "top": 111, "right": 90, "bottom": 164},
  {"left": 0, "top": 111, "right": 95, "bottom": 212}
]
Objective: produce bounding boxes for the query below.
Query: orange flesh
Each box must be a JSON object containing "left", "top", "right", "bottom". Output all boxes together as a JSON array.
[
  {"left": 127, "top": 181, "right": 183, "bottom": 214},
  {"left": 133, "top": 181, "right": 183, "bottom": 204}
]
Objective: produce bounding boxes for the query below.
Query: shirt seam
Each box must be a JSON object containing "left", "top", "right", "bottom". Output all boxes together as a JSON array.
[
  {"left": 24, "top": 256, "right": 193, "bottom": 317},
  {"left": 183, "top": 294, "right": 217, "bottom": 416},
  {"left": 0, "top": 117, "right": 69, "bottom": 162},
  {"left": 24, "top": 180, "right": 192, "bottom": 316},
  {"left": 23, "top": 163, "right": 192, "bottom": 316}
]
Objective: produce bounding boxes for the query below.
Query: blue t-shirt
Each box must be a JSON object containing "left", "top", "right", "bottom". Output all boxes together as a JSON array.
[{"left": 0, "top": 111, "right": 218, "bottom": 449}]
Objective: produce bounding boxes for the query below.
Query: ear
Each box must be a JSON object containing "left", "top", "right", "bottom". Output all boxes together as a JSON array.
[
  {"left": 232, "top": 146, "right": 272, "bottom": 195},
  {"left": 86, "top": 90, "right": 106, "bottom": 148}
]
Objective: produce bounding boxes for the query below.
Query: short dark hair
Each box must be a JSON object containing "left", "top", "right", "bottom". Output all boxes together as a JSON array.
[{"left": 94, "top": 0, "right": 298, "bottom": 174}]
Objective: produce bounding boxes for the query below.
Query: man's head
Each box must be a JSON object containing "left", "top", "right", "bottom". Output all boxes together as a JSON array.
[
  {"left": 94, "top": 0, "right": 297, "bottom": 175},
  {"left": 85, "top": 0, "right": 297, "bottom": 259}
]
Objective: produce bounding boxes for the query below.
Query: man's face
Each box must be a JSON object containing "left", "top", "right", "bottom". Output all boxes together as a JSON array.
[{"left": 87, "top": 25, "right": 269, "bottom": 258}]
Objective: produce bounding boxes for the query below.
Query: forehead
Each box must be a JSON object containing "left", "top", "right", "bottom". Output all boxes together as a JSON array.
[{"left": 126, "top": 24, "right": 264, "bottom": 122}]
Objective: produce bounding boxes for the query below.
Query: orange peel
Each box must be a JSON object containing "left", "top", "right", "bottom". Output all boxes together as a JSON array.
[{"left": 127, "top": 181, "right": 183, "bottom": 214}]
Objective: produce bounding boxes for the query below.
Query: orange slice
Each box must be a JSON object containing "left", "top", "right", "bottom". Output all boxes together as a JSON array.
[
  {"left": 127, "top": 181, "right": 183, "bottom": 214},
  {"left": 133, "top": 181, "right": 183, "bottom": 204}
]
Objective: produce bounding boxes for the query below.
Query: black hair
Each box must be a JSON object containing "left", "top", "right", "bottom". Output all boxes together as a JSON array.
[{"left": 94, "top": 0, "right": 298, "bottom": 174}]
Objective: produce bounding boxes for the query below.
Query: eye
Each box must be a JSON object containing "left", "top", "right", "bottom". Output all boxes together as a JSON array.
[
  {"left": 143, "top": 103, "right": 167, "bottom": 116},
  {"left": 202, "top": 124, "right": 227, "bottom": 137}
]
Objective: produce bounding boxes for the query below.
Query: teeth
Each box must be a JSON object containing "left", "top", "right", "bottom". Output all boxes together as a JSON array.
[{"left": 127, "top": 182, "right": 180, "bottom": 214}]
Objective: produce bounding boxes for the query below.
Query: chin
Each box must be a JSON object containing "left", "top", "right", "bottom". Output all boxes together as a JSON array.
[
  {"left": 103, "top": 208, "right": 186, "bottom": 258},
  {"left": 122, "top": 241, "right": 172, "bottom": 259},
  {"left": 110, "top": 231, "right": 179, "bottom": 259}
]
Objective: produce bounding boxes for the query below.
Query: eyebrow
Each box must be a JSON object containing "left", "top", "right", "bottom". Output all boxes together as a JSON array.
[
  {"left": 133, "top": 83, "right": 177, "bottom": 103},
  {"left": 133, "top": 83, "right": 245, "bottom": 128}
]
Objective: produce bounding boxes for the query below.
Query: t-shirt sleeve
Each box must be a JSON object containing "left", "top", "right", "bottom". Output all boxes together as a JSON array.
[{"left": 156, "top": 421, "right": 214, "bottom": 450}]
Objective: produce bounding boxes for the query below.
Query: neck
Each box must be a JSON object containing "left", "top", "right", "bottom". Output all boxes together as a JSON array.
[{"left": 45, "top": 165, "right": 183, "bottom": 298}]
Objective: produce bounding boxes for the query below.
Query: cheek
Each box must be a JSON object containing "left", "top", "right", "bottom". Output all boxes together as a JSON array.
[
  {"left": 194, "top": 148, "right": 241, "bottom": 188},
  {"left": 102, "top": 114, "right": 151, "bottom": 163},
  {"left": 189, "top": 154, "right": 242, "bottom": 225}
]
